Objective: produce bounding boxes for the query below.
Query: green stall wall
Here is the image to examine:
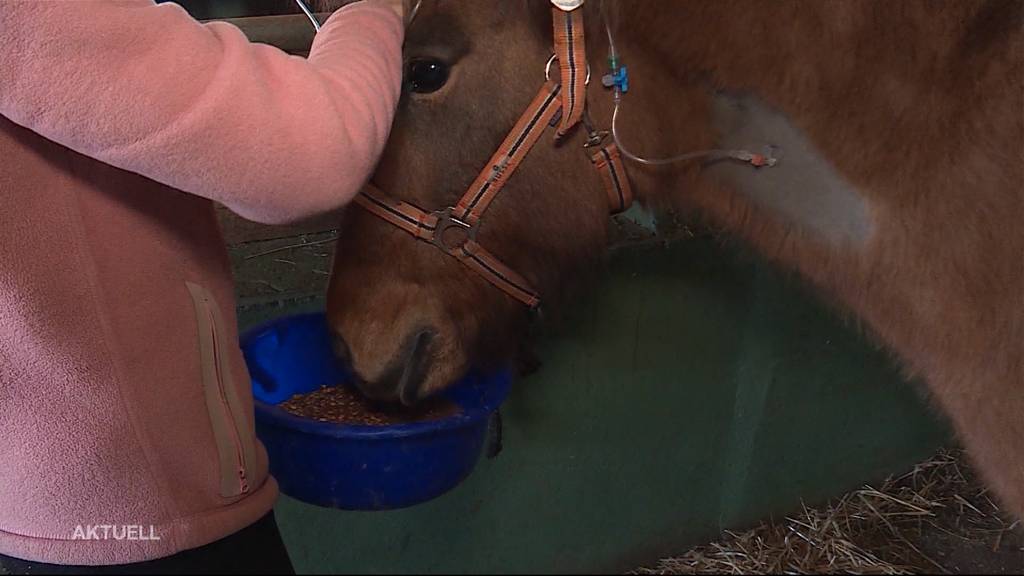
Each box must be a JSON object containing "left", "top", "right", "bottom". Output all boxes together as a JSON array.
[{"left": 237, "top": 236, "right": 951, "bottom": 574}]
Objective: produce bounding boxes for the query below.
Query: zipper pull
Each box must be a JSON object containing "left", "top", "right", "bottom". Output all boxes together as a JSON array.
[{"left": 239, "top": 468, "right": 250, "bottom": 494}]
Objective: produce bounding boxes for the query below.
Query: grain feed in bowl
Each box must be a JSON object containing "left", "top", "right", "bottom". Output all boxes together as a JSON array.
[{"left": 279, "top": 385, "right": 461, "bottom": 426}]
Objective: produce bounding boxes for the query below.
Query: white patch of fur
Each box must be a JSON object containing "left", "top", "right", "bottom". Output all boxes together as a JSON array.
[{"left": 707, "top": 92, "right": 874, "bottom": 246}]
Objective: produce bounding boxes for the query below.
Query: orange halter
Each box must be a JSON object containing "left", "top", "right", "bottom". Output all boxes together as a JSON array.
[{"left": 356, "top": 2, "right": 633, "bottom": 309}]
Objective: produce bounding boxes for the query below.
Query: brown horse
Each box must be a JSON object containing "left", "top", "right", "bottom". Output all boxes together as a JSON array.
[{"left": 324, "top": 1, "right": 1024, "bottom": 518}]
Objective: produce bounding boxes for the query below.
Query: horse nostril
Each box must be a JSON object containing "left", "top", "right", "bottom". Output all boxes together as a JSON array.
[{"left": 397, "top": 330, "right": 435, "bottom": 406}]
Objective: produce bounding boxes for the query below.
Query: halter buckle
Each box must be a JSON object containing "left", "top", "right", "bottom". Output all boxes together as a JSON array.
[
  {"left": 432, "top": 207, "right": 477, "bottom": 254},
  {"left": 583, "top": 130, "right": 609, "bottom": 148},
  {"left": 581, "top": 110, "right": 609, "bottom": 148}
]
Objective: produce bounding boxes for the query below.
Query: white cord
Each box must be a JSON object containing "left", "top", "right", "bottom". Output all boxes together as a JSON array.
[
  {"left": 408, "top": 0, "right": 423, "bottom": 24},
  {"left": 294, "top": 0, "right": 321, "bottom": 32},
  {"left": 600, "top": 0, "right": 776, "bottom": 168},
  {"left": 611, "top": 100, "right": 775, "bottom": 167}
]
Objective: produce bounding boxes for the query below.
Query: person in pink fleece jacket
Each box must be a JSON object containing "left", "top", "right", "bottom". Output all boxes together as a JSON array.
[{"left": 0, "top": 0, "right": 406, "bottom": 573}]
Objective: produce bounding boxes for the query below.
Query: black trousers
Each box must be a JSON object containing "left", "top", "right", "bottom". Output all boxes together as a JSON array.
[{"left": 0, "top": 512, "right": 294, "bottom": 575}]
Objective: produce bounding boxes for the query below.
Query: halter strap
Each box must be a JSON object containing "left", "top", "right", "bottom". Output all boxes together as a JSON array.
[
  {"left": 552, "top": 6, "right": 588, "bottom": 137},
  {"left": 591, "top": 143, "right": 634, "bottom": 214},
  {"left": 455, "top": 241, "right": 541, "bottom": 308},
  {"left": 453, "top": 81, "right": 563, "bottom": 225},
  {"left": 355, "top": 191, "right": 438, "bottom": 241}
]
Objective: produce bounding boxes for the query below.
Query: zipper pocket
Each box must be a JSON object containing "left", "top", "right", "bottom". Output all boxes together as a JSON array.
[{"left": 186, "top": 282, "right": 255, "bottom": 498}]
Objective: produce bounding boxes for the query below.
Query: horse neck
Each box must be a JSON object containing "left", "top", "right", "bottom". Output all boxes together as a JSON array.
[
  {"left": 589, "top": 0, "right": 1024, "bottom": 529},
  {"left": 598, "top": 1, "right": 771, "bottom": 85}
]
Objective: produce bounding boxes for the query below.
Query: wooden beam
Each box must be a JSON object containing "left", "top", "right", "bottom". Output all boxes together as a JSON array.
[{"left": 206, "top": 13, "right": 329, "bottom": 54}]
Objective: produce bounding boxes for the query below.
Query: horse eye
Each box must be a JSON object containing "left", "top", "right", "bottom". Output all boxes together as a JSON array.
[{"left": 407, "top": 59, "right": 450, "bottom": 94}]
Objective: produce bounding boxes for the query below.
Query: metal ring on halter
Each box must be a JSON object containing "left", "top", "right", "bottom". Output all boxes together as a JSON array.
[
  {"left": 545, "top": 54, "right": 592, "bottom": 85},
  {"left": 431, "top": 207, "right": 476, "bottom": 254}
]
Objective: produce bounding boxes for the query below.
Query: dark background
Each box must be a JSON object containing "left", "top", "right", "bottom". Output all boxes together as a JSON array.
[{"left": 159, "top": 0, "right": 301, "bottom": 19}]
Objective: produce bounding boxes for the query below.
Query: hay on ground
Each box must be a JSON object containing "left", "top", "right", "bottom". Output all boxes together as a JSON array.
[{"left": 633, "top": 449, "right": 1022, "bottom": 575}]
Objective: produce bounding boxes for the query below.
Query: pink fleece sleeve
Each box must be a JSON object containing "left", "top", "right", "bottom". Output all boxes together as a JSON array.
[{"left": 0, "top": 0, "right": 404, "bottom": 224}]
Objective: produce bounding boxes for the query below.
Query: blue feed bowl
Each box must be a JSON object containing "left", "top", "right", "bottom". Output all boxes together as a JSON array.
[{"left": 240, "top": 313, "right": 512, "bottom": 511}]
